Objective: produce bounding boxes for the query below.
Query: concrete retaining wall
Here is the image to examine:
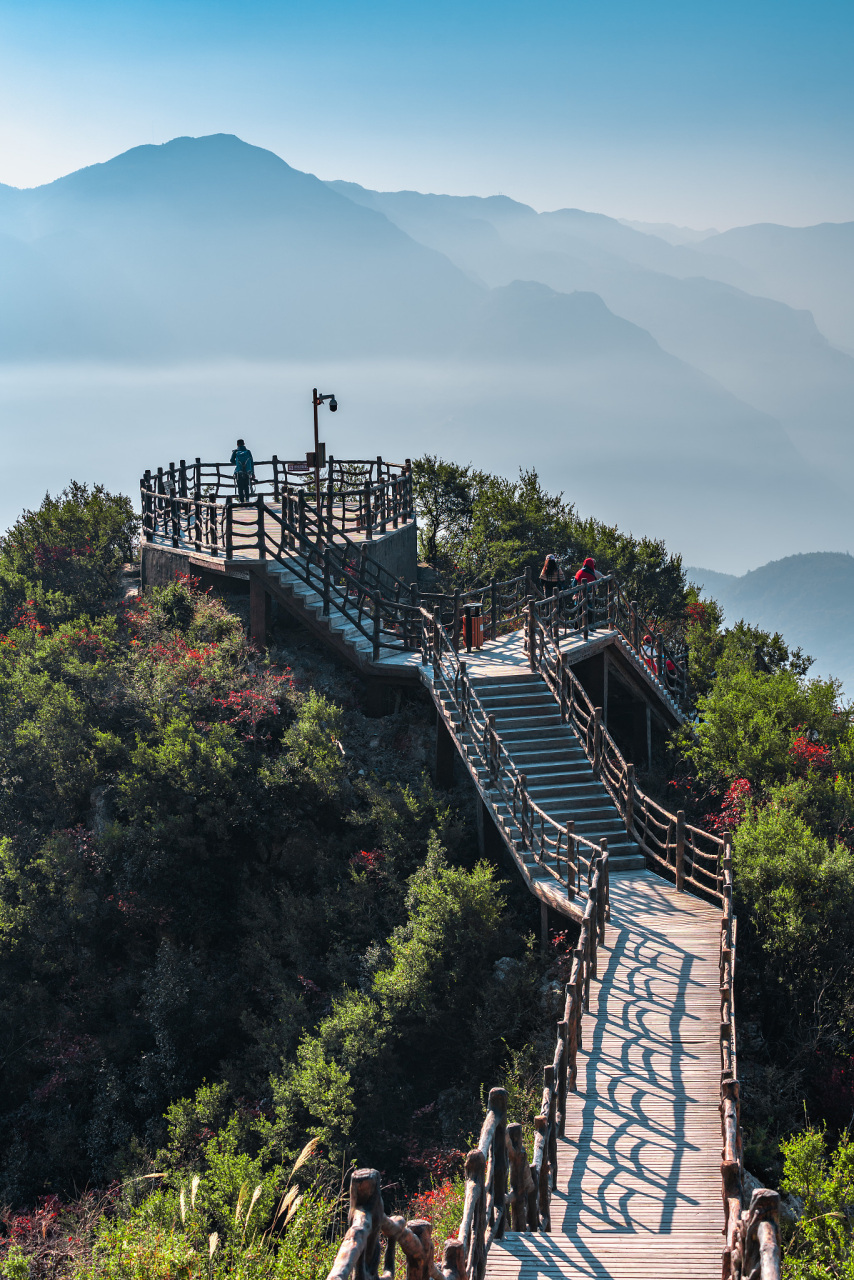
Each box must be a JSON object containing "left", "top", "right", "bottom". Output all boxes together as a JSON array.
[{"left": 363, "top": 520, "right": 418, "bottom": 585}]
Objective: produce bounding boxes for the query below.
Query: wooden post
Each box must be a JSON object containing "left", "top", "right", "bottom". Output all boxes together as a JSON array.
[
  {"left": 583, "top": 587, "right": 589, "bottom": 641},
  {"left": 656, "top": 634, "right": 665, "bottom": 682},
  {"left": 602, "top": 649, "right": 609, "bottom": 729},
  {"left": 490, "top": 1087, "right": 508, "bottom": 1241},
  {"left": 524, "top": 564, "right": 533, "bottom": 599},
  {"left": 565, "top": 821, "right": 576, "bottom": 900},
  {"left": 322, "top": 547, "right": 331, "bottom": 616},
  {"left": 364, "top": 482, "right": 373, "bottom": 540},
  {"left": 491, "top": 576, "right": 498, "bottom": 641},
  {"left": 565, "top": 987, "right": 578, "bottom": 1094},
  {"left": 520, "top": 773, "right": 530, "bottom": 851},
  {"left": 592, "top": 708, "right": 602, "bottom": 778},
  {"left": 527, "top": 599, "right": 536, "bottom": 671},
  {"left": 297, "top": 490, "right": 306, "bottom": 548},
  {"left": 452, "top": 589, "right": 461, "bottom": 650},
  {"left": 178, "top": 459, "right": 187, "bottom": 498},
  {"left": 597, "top": 840, "right": 607, "bottom": 943},
  {"left": 256, "top": 495, "right": 266, "bottom": 558},
  {"left": 372, "top": 594, "right": 381, "bottom": 662},
  {"left": 630, "top": 600, "right": 639, "bottom": 652},
  {"left": 507, "top": 1125, "right": 530, "bottom": 1232},
  {"left": 192, "top": 489, "right": 202, "bottom": 553},
  {"left": 463, "top": 1149, "right": 486, "bottom": 1278},
  {"left": 194, "top": 456, "right": 201, "bottom": 494},
  {"left": 224, "top": 496, "right": 233, "bottom": 560},
  {"left": 556, "top": 1020, "right": 568, "bottom": 1138},
  {"left": 675, "top": 809, "right": 686, "bottom": 892},
  {"left": 625, "top": 763, "right": 635, "bottom": 837},
  {"left": 486, "top": 713, "right": 498, "bottom": 787}
]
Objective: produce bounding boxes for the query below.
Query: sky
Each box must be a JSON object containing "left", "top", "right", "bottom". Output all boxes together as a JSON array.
[{"left": 0, "top": 0, "right": 852, "bottom": 228}]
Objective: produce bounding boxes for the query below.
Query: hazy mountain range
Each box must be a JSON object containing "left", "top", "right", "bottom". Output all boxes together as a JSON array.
[
  {"left": 0, "top": 133, "right": 851, "bottom": 575},
  {"left": 686, "top": 553, "right": 854, "bottom": 694}
]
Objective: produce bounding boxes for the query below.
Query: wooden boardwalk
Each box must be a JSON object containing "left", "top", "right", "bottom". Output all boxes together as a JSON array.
[{"left": 486, "top": 870, "right": 723, "bottom": 1279}]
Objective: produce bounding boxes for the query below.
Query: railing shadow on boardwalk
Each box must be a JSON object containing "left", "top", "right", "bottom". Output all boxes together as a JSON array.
[{"left": 558, "top": 925, "right": 702, "bottom": 1238}]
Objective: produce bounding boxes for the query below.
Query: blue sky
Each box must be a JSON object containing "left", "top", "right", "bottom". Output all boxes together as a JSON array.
[{"left": 0, "top": 0, "right": 851, "bottom": 226}]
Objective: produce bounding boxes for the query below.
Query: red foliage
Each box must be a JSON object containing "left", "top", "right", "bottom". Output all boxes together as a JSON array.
[
  {"left": 790, "top": 733, "right": 832, "bottom": 774},
  {"left": 32, "top": 541, "right": 92, "bottom": 570},
  {"left": 350, "top": 848, "right": 385, "bottom": 874},
  {"left": 707, "top": 778, "right": 752, "bottom": 833},
  {"left": 685, "top": 601, "right": 711, "bottom": 626},
  {"left": 406, "top": 1174, "right": 463, "bottom": 1220}
]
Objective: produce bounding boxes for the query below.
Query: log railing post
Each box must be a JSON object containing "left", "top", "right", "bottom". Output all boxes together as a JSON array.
[
  {"left": 372, "top": 594, "right": 381, "bottom": 662},
  {"left": 630, "top": 599, "right": 639, "bottom": 652},
  {"left": 527, "top": 599, "right": 536, "bottom": 670},
  {"left": 519, "top": 773, "right": 530, "bottom": 852},
  {"left": 656, "top": 634, "right": 665, "bottom": 682},
  {"left": 256, "top": 495, "right": 266, "bottom": 558},
  {"left": 490, "top": 576, "right": 498, "bottom": 641},
  {"left": 592, "top": 708, "right": 602, "bottom": 779},
  {"left": 178, "top": 458, "right": 187, "bottom": 498},
  {"left": 323, "top": 547, "right": 331, "bottom": 616},
  {"left": 507, "top": 1124, "right": 531, "bottom": 1232},
  {"left": 565, "top": 985, "right": 579, "bottom": 1094},
  {"left": 453, "top": 589, "right": 461, "bottom": 650},
  {"left": 675, "top": 809, "right": 686, "bottom": 891},
  {"left": 297, "top": 490, "right": 306, "bottom": 547},
  {"left": 490, "top": 1086, "right": 508, "bottom": 1241},
  {"left": 224, "top": 497, "right": 233, "bottom": 560},
  {"left": 556, "top": 1021, "right": 568, "bottom": 1138},
  {"left": 625, "top": 763, "right": 635, "bottom": 837},
  {"left": 364, "top": 482, "right": 373, "bottom": 540},
  {"left": 193, "top": 489, "right": 202, "bottom": 553},
  {"left": 597, "top": 840, "right": 608, "bottom": 942},
  {"left": 565, "top": 821, "right": 576, "bottom": 900},
  {"left": 432, "top": 607, "right": 440, "bottom": 678},
  {"left": 486, "top": 713, "right": 498, "bottom": 787}
]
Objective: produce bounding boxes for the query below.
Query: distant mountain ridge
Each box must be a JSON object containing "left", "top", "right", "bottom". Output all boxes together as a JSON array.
[
  {"left": 686, "top": 552, "right": 854, "bottom": 692},
  {"left": 0, "top": 132, "right": 850, "bottom": 568}
]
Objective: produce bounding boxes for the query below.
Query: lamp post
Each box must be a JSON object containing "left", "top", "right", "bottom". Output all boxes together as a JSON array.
[{"left": 311, "top": 388, "right": 337, "bottom": 511}]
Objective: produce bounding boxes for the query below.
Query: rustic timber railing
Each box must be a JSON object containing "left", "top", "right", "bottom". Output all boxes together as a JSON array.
[
  {"left": 526, "top": 594, "right": 722, "bottom": 900},
  {"left": 423, "top": 608, "right": 611, "bottom": 901},
  {"left": 141, "top": 456, "right": 414, "bottom": 543},
  {"left": 719, "top": 849, "right": 782, "bottom": 1278},
  {"left": 141, "top": 462, "right": 688, "bottom": 704},
  {"left": 326, "top": 850, "right": 610, "bottom": 1280}
]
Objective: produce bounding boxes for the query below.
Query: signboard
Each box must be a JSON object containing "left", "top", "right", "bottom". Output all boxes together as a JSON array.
[{"left": 285, "top": 462, "right": 311, "bottom": 472}]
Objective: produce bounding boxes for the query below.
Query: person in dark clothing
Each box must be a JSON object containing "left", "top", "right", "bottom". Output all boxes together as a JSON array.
[
  {"left": 231, "top": 438, "right": 255, "bottom": 502},
  {"left": 539, "top": 553, "right": 565, "bottom": 599}
]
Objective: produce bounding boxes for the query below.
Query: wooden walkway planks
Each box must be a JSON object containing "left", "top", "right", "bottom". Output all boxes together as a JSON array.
[{"left": 486, "top": 870, "right": 723, "bottom": 1280}]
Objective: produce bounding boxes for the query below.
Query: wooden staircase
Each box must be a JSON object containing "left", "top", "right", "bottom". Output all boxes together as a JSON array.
[{"left": 436, "top": 669, "right": 643, "bottom": 875}]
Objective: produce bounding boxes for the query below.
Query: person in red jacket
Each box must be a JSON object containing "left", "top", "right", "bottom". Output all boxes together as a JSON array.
[{"left": 574, "top": 556, "right": 599, "bottom": 584}]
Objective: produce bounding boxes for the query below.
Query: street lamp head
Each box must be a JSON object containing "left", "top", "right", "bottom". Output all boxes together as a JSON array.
[{"left": 328, "top": 396, "right": 338, "bottom": 412}]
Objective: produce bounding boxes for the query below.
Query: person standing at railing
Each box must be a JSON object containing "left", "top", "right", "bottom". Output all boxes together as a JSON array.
[
  {"left": 574, "top": 556, "right": 602, "bottom": 629},
  {"left": 573, "top": 556, "right": 601, "bottom": 585},
  {"left": 230, "top": 438, "right": 255, "bottom": 503},
  {"left": 539, "top": 553, "right": 565, "bottom": 599}
]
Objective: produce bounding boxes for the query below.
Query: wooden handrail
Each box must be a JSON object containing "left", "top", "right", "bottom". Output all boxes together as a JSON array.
[
  {"left": 527, "top": 602, "right": 725, "bottom": 903},
  {"left": 325, "top": 849, "right": 609, "bottom": 1280},
  {"left": 719, "top": 842, "right": 782, "bottom": 1278}
]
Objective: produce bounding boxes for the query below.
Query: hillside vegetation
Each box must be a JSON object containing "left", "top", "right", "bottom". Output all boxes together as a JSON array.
[{"left": 0, "top": 471, "right": 852, "bottom": 1276}]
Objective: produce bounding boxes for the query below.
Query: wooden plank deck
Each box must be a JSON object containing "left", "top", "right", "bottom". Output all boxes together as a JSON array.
[{"left": 486, "top": 870, "right": 723, "bottom": 1279}]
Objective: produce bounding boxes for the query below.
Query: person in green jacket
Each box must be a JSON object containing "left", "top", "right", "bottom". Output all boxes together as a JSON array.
[{"left": 230, "top": 439, "right": 255, "bottom": 502}]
